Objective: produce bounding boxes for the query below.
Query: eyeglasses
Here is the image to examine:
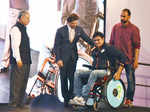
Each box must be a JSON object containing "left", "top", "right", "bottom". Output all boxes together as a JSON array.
[{"left": 120, "top": 15, "right": 128, "bottom": 18}]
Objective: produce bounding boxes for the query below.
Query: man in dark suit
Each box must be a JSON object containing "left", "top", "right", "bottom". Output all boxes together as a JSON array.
[{"left": 53, "top": 13, "right": 95, "bottom": 106}]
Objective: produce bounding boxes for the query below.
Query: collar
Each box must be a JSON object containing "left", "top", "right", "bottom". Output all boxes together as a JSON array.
[
  {"left": 121, "top": 21, "right": 131, "bottom": 28},
  {"left": 67, "top": 25, "right": 75, "bottom": 31},
  {"left": 95, "top": 44, "right": 106, "bottom": 52},
  {"left": 67, "top": 25, "right": 71, "bottom": 31},
  {"left": 16, "top": 21, "right": 26, "bottom": 28}
]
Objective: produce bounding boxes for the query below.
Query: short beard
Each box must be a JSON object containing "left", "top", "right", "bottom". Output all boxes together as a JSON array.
[{"left": 121, "top": 20, "right": 127, "bottom": 24}]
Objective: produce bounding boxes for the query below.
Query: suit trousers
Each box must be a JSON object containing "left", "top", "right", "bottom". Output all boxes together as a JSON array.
[
  {"left": 59, "top": 58, "right": 77, "bottom": 102},
  {"left": 9, "top": 64, "right": 30, "bottom": 106}
]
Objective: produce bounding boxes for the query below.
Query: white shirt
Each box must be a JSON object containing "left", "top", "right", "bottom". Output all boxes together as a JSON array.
[
  {"left": 10, "top": 26, "right": 21, "bottom": 61},
  {"left": 67, "top": 25, "right": 75, "bottom": 43}
]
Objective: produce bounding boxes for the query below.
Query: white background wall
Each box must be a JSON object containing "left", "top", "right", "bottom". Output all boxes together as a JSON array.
[
  {"left": 106, "top": 0, "right": 150, "bottom": 107},
  {"left": 0, "top": 0, "right": 8, "bottom": 39},
  {"left": 28, "top": 0, "right": 62, "bottom": 51}
]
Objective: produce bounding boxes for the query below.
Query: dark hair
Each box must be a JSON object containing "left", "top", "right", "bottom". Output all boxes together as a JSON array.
[
  {"left": 93, "top": 32, "right": 104, "bottom": 39},
  {"left": 67, "top": 13, "right": 79, "bottom": 22},
  {"left": 122, "top": 8, "right": 131, "bottom": 16},
  {"left": 18, "top": 10, "right": 28, "bottom": 19}
]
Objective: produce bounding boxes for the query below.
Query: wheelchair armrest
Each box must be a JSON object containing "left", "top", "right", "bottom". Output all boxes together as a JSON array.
[{"left": 82, "top": 64, "right": 93, "bottom": 70}]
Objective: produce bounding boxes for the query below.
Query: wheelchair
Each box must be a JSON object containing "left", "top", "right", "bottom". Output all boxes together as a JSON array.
[
  {"left": 28, "top": 55, "right": 59, "bottom": 99},
  {"left": 79, "top": 64, "right": 126, "bottom": 111}
]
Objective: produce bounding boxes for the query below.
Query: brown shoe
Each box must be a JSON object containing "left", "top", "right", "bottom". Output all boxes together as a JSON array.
[
  {"left": 8, "top": 103, "right": 17, "bottom": 108},
  {"left": 8, "top": 107, "right": 27, "bottom": 112},
  {"left": 124, "top": 99, "right": 133, "bottom": 107}
]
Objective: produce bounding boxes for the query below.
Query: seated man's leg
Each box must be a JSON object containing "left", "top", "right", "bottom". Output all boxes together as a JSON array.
[
  {"left": 69, "top": 69, "right": 91, "bottom": 105},
  {"left": 82, "top": 69, "right": 107, "bottom": 98},
  {"left": 74, "top": 69, "right": 92, "bottom": 97}
]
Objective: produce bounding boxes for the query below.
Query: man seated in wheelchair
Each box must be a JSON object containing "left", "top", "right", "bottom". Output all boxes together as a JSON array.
[{"left": 70, "top": 32, "right": 127, "bottom": 106}]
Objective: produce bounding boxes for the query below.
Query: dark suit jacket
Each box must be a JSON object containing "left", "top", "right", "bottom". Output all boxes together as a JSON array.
[{"left": 53, "top": 25, "right": 94, "bottom": 64}]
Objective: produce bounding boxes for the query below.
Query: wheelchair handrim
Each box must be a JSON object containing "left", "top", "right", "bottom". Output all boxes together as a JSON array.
[{"left": 104, "top": 78, "right": 126, "bottom": 108}]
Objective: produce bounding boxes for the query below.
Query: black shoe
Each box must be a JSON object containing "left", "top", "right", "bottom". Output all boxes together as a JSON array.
[
  {"left": 0, "top": 67, "right": 8, "bottom": 73},
  {"left": 17, "top": 104, "right": 30, "bottom": 109},
  {"left": 64, "top": 100, "right": 69, "bottom": 107}
]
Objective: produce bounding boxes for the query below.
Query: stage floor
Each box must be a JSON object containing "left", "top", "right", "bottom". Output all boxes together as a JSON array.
[{"left": 0, "top": 104, "right": 150, "bottom": 112}]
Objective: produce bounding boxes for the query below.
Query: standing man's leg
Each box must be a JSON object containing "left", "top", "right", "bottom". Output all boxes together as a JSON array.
[
  {"left": 9, "top": 64, "right": 30, "bottom": 107},
  {"left": 67, "top": 59, "right": 77, "bottom": 100},
  {"left": 59, "top": 65, "right": 69, "bottom": 104},
  {"left": 9, "top": 64, "right": 17, "bottom": 106},
  {"left": 124, "top": 64, "right": 136, "bottom": 104},
  {"left": 17, "top": 64, "right": 30, "bottom": 107},
  {"left": 59, "top": 58, "right": 77, "bottom": 106}
]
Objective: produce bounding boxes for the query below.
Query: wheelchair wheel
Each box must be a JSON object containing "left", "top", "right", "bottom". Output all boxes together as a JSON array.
[
  {"left": 54, "top": 72, "right": 59, "bottom": 96},
  {"left": 103, "top": 77, "right": 126, "bottom": 108},
  {"left": 93, "top": 101, "right": 100, "bottom": 112}
]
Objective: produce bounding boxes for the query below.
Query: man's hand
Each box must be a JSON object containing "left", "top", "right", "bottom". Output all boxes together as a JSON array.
[
  {"left": 113, "top": 64, "right": 124, "bottom": 80},
  {"left": 17, "top": 60, "right": 23, "bottom": 68},
  {"left": 133, "top": 48, "right": 140, "bottom": 69},
  {"left": 113, "top": 72, "right": 121, "bottom": 80},
  {"left": 133, "top": 60, "right": 138, "bottom": 69},
  {"left": 57, "top": 60, "right": 63, "bottom": 68},
  {"left": 91, "top": 46, "right": 96, "bottom": 52}
]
